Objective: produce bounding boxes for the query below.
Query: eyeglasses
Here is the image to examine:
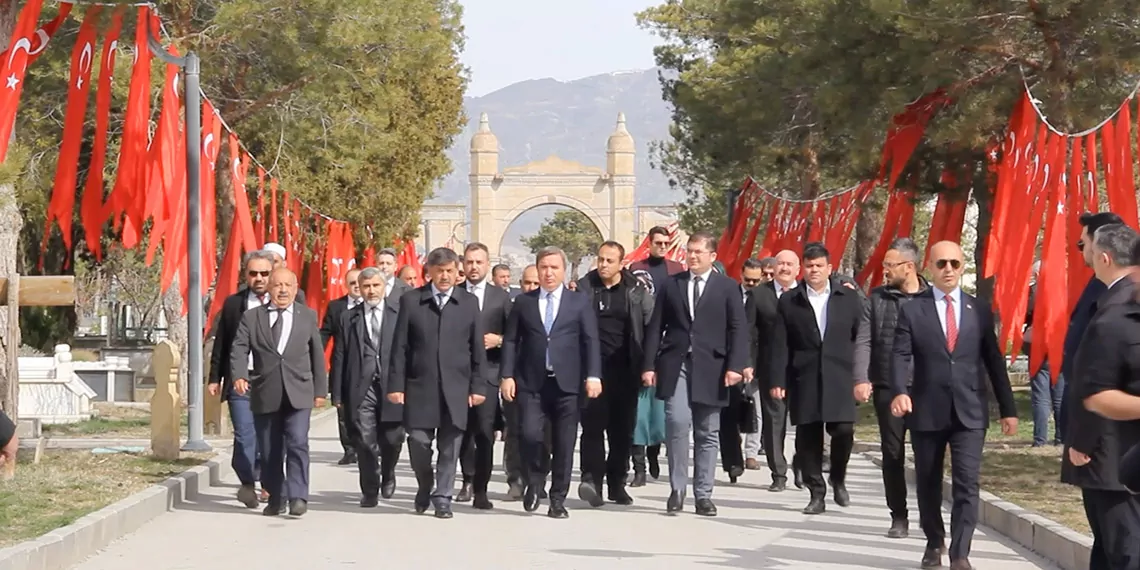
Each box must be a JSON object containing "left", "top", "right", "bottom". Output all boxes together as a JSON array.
[
  {"left": 1077, "top": 240, "right": 1085, "bottom": 252},
  {"left": 934, "top": 259, "right": 962, "bottom": 270},
  {"left": 651, "top": 241, "right": 670, "bottom": 247},
  {"left": 247, "top": 270, "right": 270, "bottom": 277},
  {"left": 882, "top": 260, "right": 913, "bottom": 270}
]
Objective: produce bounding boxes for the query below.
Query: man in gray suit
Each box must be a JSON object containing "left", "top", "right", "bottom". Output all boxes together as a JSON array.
[{"left": 231, "top": 267, "right": 327, "bottom": 517}]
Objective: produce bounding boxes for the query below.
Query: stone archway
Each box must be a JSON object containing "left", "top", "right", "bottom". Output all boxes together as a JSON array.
[{"left": 467, "top": 113, "right": 637, "bottom": 262}]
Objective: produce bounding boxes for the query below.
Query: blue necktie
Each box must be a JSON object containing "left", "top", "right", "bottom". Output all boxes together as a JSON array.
[{"left": 544, "top": 291, "right": 555, "bottom": 369}]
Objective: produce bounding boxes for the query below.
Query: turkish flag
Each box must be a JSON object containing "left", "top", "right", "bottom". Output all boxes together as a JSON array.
[
  {"left": 228, "top": 134, "right": 258, "bottom": 253},
  {"left": 0, "top": 1, "right": 72, "bottom": 68},
  {"left": 207, "top": 223, "right": 243, "bottom": 335},
  {"left": 0, "top": 0, "right": 44, "bottom": 162},
  {"left": 269, "top": 178, "right": 279, "bottom": 243},
  {"left": 80, "top": 6, "right": 125, "bottom": 262},
  {"left": 108, "top": 7, "right": 154, "bottom": 248},
  {"left": 43, "top": 7, "right": 101, "bottom": 262},
  {"left": 254, "top": 167, "right": 266, "bottom": 243},
  {"left": 201, "top": 99, "right": 223, "bottom": 291}
]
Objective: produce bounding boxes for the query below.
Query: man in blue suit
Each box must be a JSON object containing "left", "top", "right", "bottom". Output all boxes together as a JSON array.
[{"left": 501, "top": 246, "right": 602, "bottom": 519}]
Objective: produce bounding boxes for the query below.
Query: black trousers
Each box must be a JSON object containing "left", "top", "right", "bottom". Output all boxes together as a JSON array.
[
  {"left": 872, "top": 386, "right": 909, "bottom": 521},
  {"left": 1082, "top": 488, "right": 1140, "bottom": 569},
  {"left": 519, "top": 378, "right": 579, "bottom": 502},
  {"left": 355, "top": 383, "right": 405, "bottom": 497},
  {"left": 254, "top": 403, "right": 311, "bottom": 503},
  {"left": 760, "top": 389, "right": 789, "bottom": 481},
  {"left": 795, "top": 421, "right": 854, "bottom": 496},
  {"left": 459, "top": 391, "right": 498, "bottom": 493},
  {"left": 579, "top": 372, "right": 638, "bottom": 490},
  {"left": 719, "top": 385, "right": 745, "bottom": 472},
  {"left": 336, "top": 405, "right": 354, "bottom": 455},
  {"left": 911, "top": 418, "right": 985, "bottom": 562},
  {"left": 503, "top": 399, "right": 551, "bottom": 486}
]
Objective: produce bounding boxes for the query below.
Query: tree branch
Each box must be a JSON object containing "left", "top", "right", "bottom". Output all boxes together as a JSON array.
[
  {"left": 958, "top": 45, "right": 1043, "bottom": 72},
  {"left": 1026, "top": 0, "right": 1063, "bottom": 70},
  {"left": 227, "top": 77, "right": 312, "bottom": 125}
]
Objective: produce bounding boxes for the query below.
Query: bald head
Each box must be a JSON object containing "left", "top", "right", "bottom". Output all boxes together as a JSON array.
[
  {"left": 521, "top": 265, "right": 540, "bottom": 293},
  {"left": 268, "top": 268, "right": 299, "bottom": 307},
  {"left": 773, "top": 249, "right": 800, "bottom": 287},
  {"left": 927, "top": 241, "right": 965, "bottom": 293}
]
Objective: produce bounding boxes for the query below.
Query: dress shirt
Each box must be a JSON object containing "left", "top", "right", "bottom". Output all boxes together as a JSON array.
[
  {"left": 805, "top": 282, "right": 831, "bottom": 339},
  {"left": 538, "top": 285, "right": 600, "bottom": 385},
  {"left": 347, "top": 295, "right": 362, "bottom": 310},
  {"left": 687, "top": 267, "right": 714, "bottom": 321},
  {"left": 774, "top": 280, "right": 796, "bottom": 299},
  {"left": 466, "top": 279, "right": 486, "bottom": 310},
  {"left": 431, "top": 284, "right": 452, "bottom": 307},
  {"left": 245, "top": 291, "right": 268, "bottom": 371},
  {"left": 385, "top": 277, "right": 396, "bottom": 298},
  {"left": 268, "top": 303, "right": 294, "bottom": 354},
  {"left": 932, "top": 287, "right": 963, "bottom": 337},
  {"left": 365, "top": 302, "right": 383, "bottom": 343}
]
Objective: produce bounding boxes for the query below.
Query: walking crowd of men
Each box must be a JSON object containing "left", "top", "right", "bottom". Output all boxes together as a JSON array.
[{"left": 205, "top": 217, "right": 1140, "bottom": 570}]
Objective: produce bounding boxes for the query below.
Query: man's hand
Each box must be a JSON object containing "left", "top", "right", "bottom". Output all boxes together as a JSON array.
[
  {"left": 890, "top": 394, "right": 912, "bottom": 417},
  {"left": 854, "top": 383, "right": 872, "bottom": 403},
  {"left": 1069, "top": 447, "right": 1092, "bottom": 466},
  {"left": 387, "top": 392, "right": 405, "bottom": 405},
  {"left": 743, "top": 367, "right": 754, "bottom": 383},
  {"left": 724, "top": 370, "right": 743, "bottom": 387},
  {"left": 586, "top": 381, "right": 603, "bottom": 399},
  {"left": 469, "top": 394, "right": 487, "bottom": 407},
  {"left": 642, "top": 371, "right": 656, "bottom": 387},
  {"left": 500, "top": 378, "right": 517, "bottom": 402},
  {"left": 207, "top": 383, "right": 220, "bottom": 397},
  {"left": 314, "top": 397, "right": 326, "bottom": 408},
  {"left": 770, "top": 387, "right": 785, "bottom": 400},
  {"left": 483, "top": 333, "right": 502, "bottom": 350},
  {"left": 842, "top": 282, "right": 857, "bottom": 290},
  {"left": 999, "top": 417, "right": 1018, "bottom": 436},
  {"left": 234, "top": 378, "right": 250, "bottom": 395}
]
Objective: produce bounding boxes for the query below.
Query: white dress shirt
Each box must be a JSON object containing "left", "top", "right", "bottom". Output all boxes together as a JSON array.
[
  {"left": 687, "top": 267, "right": 714, "bottom": 321},
  {"left": 805, "top": 282, "right": 831, "bottom": 339},
  {"left": 268, "top": 303, "right": 294, "bottom": 354},
  {"left": 933, "top": 287, "right": 963, "bottom": 337},
  {"left": 538, "top": 285, "right": 600, "bottom": 385},
  {"left": 774, "top": 280, "right": 797, "bottom": 299},
  {"left": 347, "top": 295, "right": 362, "bottom": 310},
  {"left": 365, "top": 302, "right": 383, "bottom": 344},
  {"left": 467, "top": 279, "right": 486, "bottom": 311},
  {"left": 431, "top": 284, "right": 452, "bottom": 308},
  {"left": 245, "top": 291, "right": 268, "bottom": 370}
]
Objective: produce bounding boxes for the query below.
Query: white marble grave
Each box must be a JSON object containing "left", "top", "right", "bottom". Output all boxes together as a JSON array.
[{"left": 18, "top": 344, "right": 96, "bottom": 424}]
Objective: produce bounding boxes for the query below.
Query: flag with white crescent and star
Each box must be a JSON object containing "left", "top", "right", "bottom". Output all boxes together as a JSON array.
[{"left": 0, "top": 0, "right": 45, "bottom": 161}]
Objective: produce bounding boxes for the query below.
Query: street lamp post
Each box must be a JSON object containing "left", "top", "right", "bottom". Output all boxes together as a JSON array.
[{"left": 726, "top": 187, "right": 744, "bottom": 228}]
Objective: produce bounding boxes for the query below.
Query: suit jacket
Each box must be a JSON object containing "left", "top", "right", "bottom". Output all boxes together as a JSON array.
[
  {"left": 229, "top": 302, "right": 328, "bottom": 415},
  {"left": 330, "top": 298, "right": 402, "bottom": 423},
  {"left": 769, "top": 278, "right": 871, "bottom": 425},
  {"left": 463, "top": 281, "right": 511, "bottom": 389},
  {"left": 208, "top": 292, "right": 251, "bottom": 400},
  {"left": 388, "top": 286, "right": 486, "bottom": 430},
  {"left": 1062, "top": 278, "right": 1140, "bottom": 491},
  {"left": 641, "top": 270, "right": 748, "bottom": 407},
  {"left": 500, "top": 286, "right": 602, "bottom": 395},
  {"left": 320, "top": 295, "right": 356, "bottom": 346},
  {"left": 1062, "top": 277, "right": 1107, "bottom": 385},
  {"left": 746, "top": 282, "right": 780, "bottom": 390},
  {"left": 387, "top": 277, "right": 411, "bottom": 301},
  {"left": 891, "top": 288, "right": 1016, "bottom": 432}
]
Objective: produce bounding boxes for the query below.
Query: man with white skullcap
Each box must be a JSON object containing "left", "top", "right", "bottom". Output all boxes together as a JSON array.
[{"left": 262, "top": 243, "right": 306, "bottom": 304}]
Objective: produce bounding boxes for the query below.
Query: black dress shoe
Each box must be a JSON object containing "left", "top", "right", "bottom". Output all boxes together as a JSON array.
[
  {"left": 949, "top": 558, "right": 973, "bottom": 570},
  {"left": 547, "top": 501, "right": 569, "bottom": 519},
  {"left": 630, "top": 473, "right": 647, "bottom": 487},
  {"left": 263, "top": 502, "right": 285, "bottom": 516},
  {"left": 472, "top": 493, "right": 494, "bottom": 510},
  {"left": 434, "top": 504, "right": 454, "bottom": 519},
  {"left": 648, "top": 457, "right": 661, "bottom": 479},
  {"left": 381, "top": 480, "right": 396, "bottom": 499},
  {"left": 507, "top": 480, "right": 525, "bottom": 500},
  {"left": 728, "top": 465, "right": 744, "bottom": 484},
  {"left": 414, "top": 489, "right": 431, "bottom": 514},
  {"left": 802, "top": 495, "right": 825, "bottom": 515},
  {"left": 666, "top": 491, "right": 683, "bottom": 514},
  {"left": 695, "top": 498, "right": 717, "bottom": 516},
  {"left": 237, "top": 484, "right": 259, "bottom": 509},
  {"left": 768, "top": 478, "right": 787, "bottom": 492},
  {"left": 456, "top": 482, "right": 473, "bottom": 503},
  {"left": 886, "top": 518, "right": 909, "bottom": 539},
  {"left": 337, "top": 452, "right": 357, "bottom": 465},
  {"left": 831, "top": 481, "right": 850, "bottom": 507},
  {"left": 920, "top": 546, "right": 943, "bottom": 568},
  {"left": 360, "top": 495, "right": 379, "bottom": 508},
  {"left": 607, "top": 487, "right": 634, "bottom": 505},
  {"left": 578, "top": 481, "right": 604, "bottom": 507},
  {"left": 523, "top": 485, "right": 541, "bottom": 512},
  {"left": 288, "top": 499, "right": 308, "bottom": 516}
]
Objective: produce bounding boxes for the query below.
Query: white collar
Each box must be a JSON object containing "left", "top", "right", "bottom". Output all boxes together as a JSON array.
[
  {"left": 690, "top": 268, "right": 713, "bottom": 281},
  {"left": 933, "top": 287, "right": 961, "bottom": 303},
  {"left": 541, "top": 284, "right": 564, "bottom": 299},
  {"left": 269, "top": 303, "right": 294, "bottom": 314},
  {"left": 1108, "top": 274, "right": 1129, "bottom": 290},
  {"left": 430, "top": 284, "right": 452, "bottom": 299},
  {"left": 806, "top": 282, "right": 831, "bottom": 297},
  {"left": 467, "top": 279, "right": 485, "bottom": 291}
]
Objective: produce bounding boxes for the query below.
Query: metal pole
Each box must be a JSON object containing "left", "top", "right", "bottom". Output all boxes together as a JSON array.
[
  {"left": 148, "top": 26, "right": 210, "bottom": 451},
  {"left": 726, "top": 187, "right": 741, "bottom": 229}
]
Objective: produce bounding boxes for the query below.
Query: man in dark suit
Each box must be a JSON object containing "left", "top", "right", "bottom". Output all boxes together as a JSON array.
[
  {"left": 501, "top": 246, "right": 602, "bottom": 519},
  {"left": 642, "top": 231, "right": 748, "bottom": 517},
  {"left": 576, "top": 241, "right": 654, "bottom": 506},
  {"left": 262, "top": 242, "right": 306, "bottom": 305},
  {"left": 890, "top": 241, "right": 1018, "bottom": 570},
  {"left": 1063, "top": 223, "right": 1140, "bottom": 570},
  {"left": 456, "top": 242, "right": 511, "bottom": 508},
  {"left": 208, "top": 249, "right": 276, "bottom": 507},
  {"left": 230, "top": 267, "right": 328, "bottom": 517},
  {"left": 719, "top": 258, "right": 765, "bottom": 483},
  {"left": 388, "top": 247, "right": 487, "bottom": 519},
  {"left": 374, "top": 247, "right": 412, "bottom": 301},
  {"left": 501, "top": 263, "right": 550, "bottom": 498},
  {"left": 769, "top": 242, "right": 871, "bottom": 515},
  {"left": 322, "top": 267, "right": 363, "bottom": 465},
  {"left": 329, "top": 267, "right": 405, "bottom": 506}
]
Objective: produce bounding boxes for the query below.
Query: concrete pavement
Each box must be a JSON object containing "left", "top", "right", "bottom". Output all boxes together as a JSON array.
[{"left": 71, "top": 414, "right": 1059, "bottom": 569}]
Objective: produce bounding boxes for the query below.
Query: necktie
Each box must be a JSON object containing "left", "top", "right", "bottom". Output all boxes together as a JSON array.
[
  {"left": 437, "top": 292, "right": 447, "bottom": 309},
  {"left": 270, "top": 308, "right": 284, "bottom": 347},
  {"left": 369, "top": 308, "right": 382, "bottom": 350},
  {"left": 544, "top": 291, "right": 555, "bottom": 369},
  {"left": 692, "top": 275, "right": 703, "bottom": 315},
  {"left": 945, "top": 296, "right": 958, "bottom": 352}
]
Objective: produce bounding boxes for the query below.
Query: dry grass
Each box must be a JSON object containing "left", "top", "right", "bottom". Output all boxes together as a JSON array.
[
  {"left": 855, "top": 387, "right": 1089, "bottom": 536},
  {"left": 0, "top": 448, "right": 211, "bottom": 547},
  {"left": 43, "top": 403, "right": 185, "bottom": 439}
]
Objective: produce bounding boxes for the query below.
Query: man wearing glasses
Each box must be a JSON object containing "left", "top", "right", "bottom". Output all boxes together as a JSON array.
[{"left": 209, "top": 249, "right": 278, "bottom": 507}]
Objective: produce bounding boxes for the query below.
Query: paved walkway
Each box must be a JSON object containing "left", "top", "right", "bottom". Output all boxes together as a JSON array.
[{"left": 72, "top": 413, "right": 1058, "bottom": 570}]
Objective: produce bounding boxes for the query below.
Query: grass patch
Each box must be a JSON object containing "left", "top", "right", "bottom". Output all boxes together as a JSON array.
[
  {"left": 0, "top": 449, "right": 211, "bottom": 547},
  {"left": 43, "top": 403, "right": 186, "bottom": 439},
  {"left": 855, "top": 387, "right": 1088, "bottom": 535}
]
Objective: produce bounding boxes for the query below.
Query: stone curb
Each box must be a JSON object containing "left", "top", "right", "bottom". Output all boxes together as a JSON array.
[
  {"left": 852, "top": 441, "right": 1093, "bottom": 570},
  {"left": 0, "top": 406, "right": 338, "bottom": 570}
]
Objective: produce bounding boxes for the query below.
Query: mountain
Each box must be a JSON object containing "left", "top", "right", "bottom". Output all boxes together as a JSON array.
[{"left": 431, "top": 69, "right": 680, "bottom": 248}]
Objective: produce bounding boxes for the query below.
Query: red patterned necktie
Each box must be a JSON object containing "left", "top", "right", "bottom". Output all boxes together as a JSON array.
[{"left": 945, "top": 296, "right": 958, "bottom": 352}]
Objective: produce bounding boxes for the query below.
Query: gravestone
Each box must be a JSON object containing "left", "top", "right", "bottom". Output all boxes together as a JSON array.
[{"left": 150, "top": 340, "right": 181, "bottom": 460}]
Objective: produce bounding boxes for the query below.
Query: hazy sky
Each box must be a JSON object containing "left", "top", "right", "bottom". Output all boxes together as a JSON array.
[{"left": 459, "top": 0, "right": 662, "bottom": 97}]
